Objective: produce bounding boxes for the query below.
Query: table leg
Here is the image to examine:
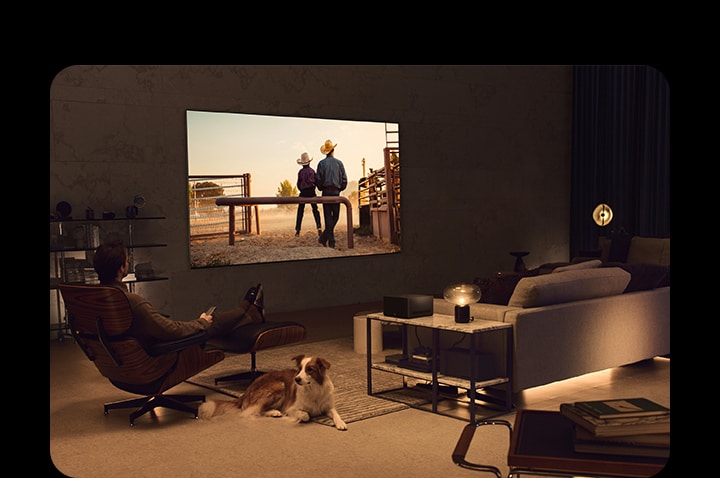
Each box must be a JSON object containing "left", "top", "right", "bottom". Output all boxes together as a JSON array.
[
  {"left": 431, "top": 328, "right": 439, "bottom": 413},
  {"left": 505, "top": 326, "right": 513, "bottom": 412},
  {"left": 469, "top": 333, "right": 477, "bottom": 423},
  {"left": 366, "top": 316, "right": 373, "bottom": 395}
]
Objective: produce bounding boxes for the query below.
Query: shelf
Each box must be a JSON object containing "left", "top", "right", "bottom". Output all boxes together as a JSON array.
[
  {"left": 371, "top": 362, "right": 509, "bottom": 391},
  {"left": 50, "top": 243, "right": 167, "bottom": 253},
  {"left": 123, "top": 276, "right": 169, "bottom": 284},
  {"left": 50, "top": 277, "right": 169, "bottom": 290},
  {"left": 50, "top": 216, "right": 166, "bottom": 223},
  {"left": 50, "top": 215, "right": 168, "bottom": 340}
]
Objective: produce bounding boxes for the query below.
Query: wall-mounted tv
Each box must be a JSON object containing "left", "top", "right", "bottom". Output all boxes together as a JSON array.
[{"left": 186, "top": 110, "right": 401, "bottom": 268}]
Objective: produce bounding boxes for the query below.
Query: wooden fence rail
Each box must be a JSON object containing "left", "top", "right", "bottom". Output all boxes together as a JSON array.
[{"left": 215, "top": 196, "right": 354, "bottom": 248}]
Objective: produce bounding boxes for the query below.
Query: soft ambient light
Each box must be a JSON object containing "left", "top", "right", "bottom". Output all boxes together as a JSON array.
[
  {"left": 443, "top": 283, "right": 481, "bottom": 323},
  {"left": 592, "top": 203, "right": 613, "bottom": 227}
]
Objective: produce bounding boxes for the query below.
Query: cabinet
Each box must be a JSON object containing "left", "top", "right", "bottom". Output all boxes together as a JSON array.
[
  {"left": 365, "top": 313, "right": 513, "bottom": 423},
  {"left": 49, "top": 216, "right": 168, "bottom": 340}
]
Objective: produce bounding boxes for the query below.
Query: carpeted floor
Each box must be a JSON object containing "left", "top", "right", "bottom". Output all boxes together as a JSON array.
[
  {"left": 50, "top": 331, "right": 671, "bottom": 478},
  {"left": 187, "top": 336, "right": 432, "bottom": 426}
]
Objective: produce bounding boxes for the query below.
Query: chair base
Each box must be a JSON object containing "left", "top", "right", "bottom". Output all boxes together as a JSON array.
[
  {"left": 104, "top": 393, "right": 206, "bottom": 426},
  {"left": 214, "top": 369, "right": 265, "bottom": 385}
]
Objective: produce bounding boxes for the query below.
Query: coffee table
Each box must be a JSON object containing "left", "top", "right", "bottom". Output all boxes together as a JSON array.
[{"left": 452, "top": 409, "right": 669, "bottom": 477}]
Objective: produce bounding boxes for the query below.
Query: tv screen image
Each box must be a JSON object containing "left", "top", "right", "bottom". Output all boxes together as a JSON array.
[{"left": 186, "top": 110, "right": 401, "bottom": 267}]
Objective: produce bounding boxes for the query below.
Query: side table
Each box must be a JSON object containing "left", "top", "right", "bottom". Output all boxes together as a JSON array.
[
  {"left": 509, "top": 251, "right": 529, "bottom": 273},
  {"left": 452, "top": 409, "right": 668, "bottom": 477},
  {"left": 366, "top": 312, "right": 513, "bottom": 423}
]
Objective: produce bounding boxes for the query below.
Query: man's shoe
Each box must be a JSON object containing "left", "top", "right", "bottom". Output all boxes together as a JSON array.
[
  {"left": 244, "top": 285, "right": 259, "bottom": 304},
  {"left": 244, "top": 283, "right": 265, "bottom": 322},
  {"left": 318, "top": 237, "right": 327, "bottom": 247}
]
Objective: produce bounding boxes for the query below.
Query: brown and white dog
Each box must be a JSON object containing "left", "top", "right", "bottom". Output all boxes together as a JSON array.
[{"left": 198, "top": 354, "right": 347, "bottom": 430}]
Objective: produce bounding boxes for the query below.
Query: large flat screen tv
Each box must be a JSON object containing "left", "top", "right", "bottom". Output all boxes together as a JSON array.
[{"left": 186, "top": 110, "right": 400, "bottom": 268}]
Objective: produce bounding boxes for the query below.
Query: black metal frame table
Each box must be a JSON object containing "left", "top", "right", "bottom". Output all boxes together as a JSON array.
[
  {"left": 366, "top": 312, "right": 513, "bottom": 423},
  {"left": 452, "top": 409, "right": 668, "bottom": 477}
]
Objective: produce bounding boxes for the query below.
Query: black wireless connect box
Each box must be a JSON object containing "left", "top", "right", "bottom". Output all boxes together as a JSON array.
[{"left": 383, "top": 294, "right": 434, "bottom": 319}]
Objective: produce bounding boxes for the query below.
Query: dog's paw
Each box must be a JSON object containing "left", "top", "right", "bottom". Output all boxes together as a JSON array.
[
  {"left": 198, "top": 401, "right": 216, "bottom": 419},
  {"left": 264, "top": 409, "right": 283, "bottom": 418},
  {"left": 334, "top": 419, "right": 348, "bottom": 431},
  {"left": 297, "top": 411, "right": 311, "bottom": 422}
]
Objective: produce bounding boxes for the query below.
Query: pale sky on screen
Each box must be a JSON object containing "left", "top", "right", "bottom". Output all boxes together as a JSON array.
[{"left": 186, "top": 110, "right": 398, "bottom": 197}]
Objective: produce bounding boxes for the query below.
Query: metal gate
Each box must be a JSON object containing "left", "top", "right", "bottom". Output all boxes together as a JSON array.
[{"left": 189, "top": 174, "right": 252, "bottom": 237}]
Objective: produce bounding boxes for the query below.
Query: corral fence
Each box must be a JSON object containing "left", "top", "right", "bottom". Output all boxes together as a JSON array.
[
  {"left": 189, "top": 174, "right": 252, "bottom": 238},
  {"left": 358, "top": 147, "right": 400, "bottom": 245}
]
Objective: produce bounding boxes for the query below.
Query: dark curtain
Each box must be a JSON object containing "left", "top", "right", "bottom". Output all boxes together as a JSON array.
[{"left": 570, "top": 65, "right": 670, "bottom": 258}]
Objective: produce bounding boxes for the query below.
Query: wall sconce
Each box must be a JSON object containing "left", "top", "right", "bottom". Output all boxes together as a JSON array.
[
  {"left": 443, "top": 283, "right": 481, "bottom": 323},
  {"left": 592, "top": 203, "right": 613, "bottom": 227}
]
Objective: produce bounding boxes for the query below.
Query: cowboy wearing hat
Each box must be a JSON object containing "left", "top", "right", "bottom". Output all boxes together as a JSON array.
[
  {"left": 295, "top": 152, "right": 323, "bottom": 237},
  {"left": 315, "top": 139, "right": 347, "bottom": 248}
]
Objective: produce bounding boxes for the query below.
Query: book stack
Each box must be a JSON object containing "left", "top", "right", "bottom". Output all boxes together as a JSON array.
[{"left": 560, "top": 398, "right": 670, "bottom": 459}]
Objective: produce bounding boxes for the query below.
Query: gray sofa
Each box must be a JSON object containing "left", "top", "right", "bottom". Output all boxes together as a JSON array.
[{"left": 431, "top": 236, "right": 670, "bottom": 393}]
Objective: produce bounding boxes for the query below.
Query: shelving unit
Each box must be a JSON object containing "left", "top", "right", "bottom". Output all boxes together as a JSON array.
[{"left": 49, "top": 216, "right": 168, "bottom": 341}]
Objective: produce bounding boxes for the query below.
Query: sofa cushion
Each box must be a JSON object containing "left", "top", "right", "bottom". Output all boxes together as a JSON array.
[
  {"left": 603, "top": 262, "right": 670, "bottom": 292},
  {"left": 508, "top": 267, "right": 631, "bottom": 308},
  {"left": 658, "top": 265, "right": 670, "bottom": 287},
  {"left": 537, "top": 262, "right": 570, "bottom": 275},
  {"left": 626, "top": 237, "right": 670, "bottom": 266},
  {"left": 607, "top": 232, "right": 632, "bottom": 262},
  {"left": 552, "top": 259, "right": 602, "bottom": 273}
]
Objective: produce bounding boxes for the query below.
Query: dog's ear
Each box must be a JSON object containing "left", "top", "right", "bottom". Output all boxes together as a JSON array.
[
  {"left": 317, "top": 357, "right": 331, "bottom": 370},
  {"left": 292, "top": 354, "right": 305, "bottom": 365}
]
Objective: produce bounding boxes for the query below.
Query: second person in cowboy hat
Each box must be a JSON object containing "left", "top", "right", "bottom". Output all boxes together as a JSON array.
[
  {"left": 295, "top": 152, "right": 323, "bottom": 237},
  {"left": 315, "top": 139, "right": 348, "bottom": 248}
]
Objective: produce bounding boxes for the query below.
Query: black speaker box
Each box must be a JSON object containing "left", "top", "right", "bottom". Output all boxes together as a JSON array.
[{"left": 383, "top": 294, "right": 433, "bottom": 319}]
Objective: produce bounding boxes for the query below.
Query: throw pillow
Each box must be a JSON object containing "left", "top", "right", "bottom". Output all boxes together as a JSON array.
[
  {"left": 603, "top": 262, "right": 670, "bottom": 292},
  {"left": 473, "top": 274, "right": 524, "bottom": 305},
  {"left": 552, "top": 259, "right": 602, "bottom": 273}
]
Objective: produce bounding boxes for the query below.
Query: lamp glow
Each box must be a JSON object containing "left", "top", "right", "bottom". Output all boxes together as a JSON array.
[
  {"left": 592, "top": 203, "right": 613, "bottom": 227},
  {"left": 443, "top": 283, "right": 481, "bottom": 323}
]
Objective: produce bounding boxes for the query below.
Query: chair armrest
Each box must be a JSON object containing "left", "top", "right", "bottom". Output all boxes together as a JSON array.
[
  {"left": 452, "top": 419, "right": 512, "bottom": 476},
  {"left": 148, "top": 330, "right": 208, "bottom": 356}
]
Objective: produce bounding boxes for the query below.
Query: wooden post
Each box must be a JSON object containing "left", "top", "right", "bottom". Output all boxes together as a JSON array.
[{"left": 228, "top": 205, "right": 235, "bottom": 245}]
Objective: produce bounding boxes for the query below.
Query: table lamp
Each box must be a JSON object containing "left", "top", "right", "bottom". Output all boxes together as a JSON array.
[{"left": 443, "top": 283, "right": 481, "bottom": 323}]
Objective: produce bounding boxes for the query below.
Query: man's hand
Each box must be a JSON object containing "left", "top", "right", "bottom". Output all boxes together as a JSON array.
[{"left": 200, "top": 312, "right": 214, "bottom": 324}]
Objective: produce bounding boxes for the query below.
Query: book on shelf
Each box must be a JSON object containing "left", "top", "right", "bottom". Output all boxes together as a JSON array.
[
  {"left": 411, "top": 354, "right": 432, "bottom": 362},
  {"left": 575, "top": 397, "right": 669, "bottom": 419},
  {"left": 560, "top": 403, "right": 670, "bottom": 437},
  {"left": 572, "top": 425, "right": 670, "bottom": 458}
]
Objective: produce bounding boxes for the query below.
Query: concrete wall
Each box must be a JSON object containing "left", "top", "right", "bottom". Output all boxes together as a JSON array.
[{"left": 49, "top": 65, "right": 573, "bottom": 319}]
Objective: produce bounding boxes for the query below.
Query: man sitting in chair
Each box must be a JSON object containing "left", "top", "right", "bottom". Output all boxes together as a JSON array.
[{"left": 92, "top": 240, "right": 265, "bottom": 349}]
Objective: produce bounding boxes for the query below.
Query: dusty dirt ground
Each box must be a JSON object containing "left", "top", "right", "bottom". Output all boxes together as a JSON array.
[{"left": 190, "top": 230, "right": 400, "bottom": 267}]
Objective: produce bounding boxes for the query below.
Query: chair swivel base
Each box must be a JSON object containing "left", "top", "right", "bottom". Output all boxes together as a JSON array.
[{"left": 104, "top": 393, "right": 206, "bottom": 426}]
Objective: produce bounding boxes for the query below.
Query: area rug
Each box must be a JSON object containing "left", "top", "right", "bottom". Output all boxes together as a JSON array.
[{"left": 186, "top": 336, "right": 431, "bottom": 427}]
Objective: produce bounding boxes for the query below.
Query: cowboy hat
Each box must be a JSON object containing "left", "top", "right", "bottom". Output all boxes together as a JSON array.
[
  {"left": 320, "top": 139, "right": 337, "bottom": 155},
  {"left": 297, "top": 152, "right": 313, "bottom": 165}
]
